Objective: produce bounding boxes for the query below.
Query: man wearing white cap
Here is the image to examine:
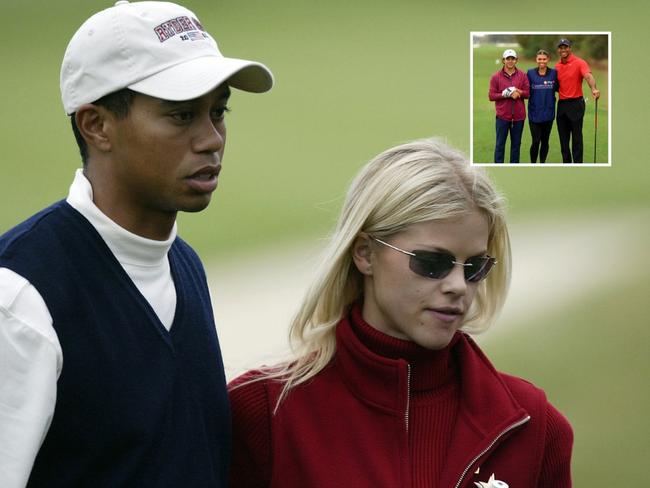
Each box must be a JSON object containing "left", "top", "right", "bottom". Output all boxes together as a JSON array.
[
  {"left": 0, "top": 1, "right": 273, "bottom": 486},
  {"left": 488, "top": 49, "right": 530, "bottom": 163}
]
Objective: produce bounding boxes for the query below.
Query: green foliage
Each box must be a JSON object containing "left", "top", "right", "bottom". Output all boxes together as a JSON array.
[
  {"left": 586, "top": 35, "right": 609, "bottom": 59},
  {"left": 480, "top": 34, "right": 517, "bottom": 44},
  {"left": 515, "top": 35, "right": 559, "bottom": 58},
  {"left": 516, "top": 34, "right": 609, "bottom": 60}
]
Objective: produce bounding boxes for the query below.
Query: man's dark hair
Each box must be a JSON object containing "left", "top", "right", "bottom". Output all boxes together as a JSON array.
[{"left": 70, "top": 88, "right": 137, "bottom": 165}]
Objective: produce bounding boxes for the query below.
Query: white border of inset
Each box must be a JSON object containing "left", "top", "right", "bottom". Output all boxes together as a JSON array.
[{"left": 470, "top": 31, "right": 612, "bottom": 167}]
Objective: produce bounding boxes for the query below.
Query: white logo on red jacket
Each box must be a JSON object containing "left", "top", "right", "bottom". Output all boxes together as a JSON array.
[{"left": 474, "top": 473, "right": 509, "bottom": 488}]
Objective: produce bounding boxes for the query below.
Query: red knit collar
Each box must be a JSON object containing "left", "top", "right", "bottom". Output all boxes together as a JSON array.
[
  {"left": 335, "top": 304, "right": 528, "bottom": 427},
  {"left": 349, "top": 303, "right": 458, "bottom": 392}
]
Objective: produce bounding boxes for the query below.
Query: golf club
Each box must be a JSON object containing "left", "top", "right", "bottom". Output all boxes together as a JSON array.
[{"left": 594, "top": 97, "right": 598, "bottom": 163}]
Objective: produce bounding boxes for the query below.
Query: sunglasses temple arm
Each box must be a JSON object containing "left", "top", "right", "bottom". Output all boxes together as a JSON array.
[{"left": 371, "top": 237, "right": 416, "bottom": 257}]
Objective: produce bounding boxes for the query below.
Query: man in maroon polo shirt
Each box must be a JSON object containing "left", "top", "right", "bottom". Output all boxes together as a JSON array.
[
  {"left": 555, "top": 38, "right": 600, "bottom": 163},
  {"left": 488, "top": 49, "right": 529, "bottom": 163}
]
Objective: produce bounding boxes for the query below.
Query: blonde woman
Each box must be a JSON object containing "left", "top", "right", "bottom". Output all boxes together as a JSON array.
[{"left": 229, "top": 138, "right": 573, "bottom": 487}]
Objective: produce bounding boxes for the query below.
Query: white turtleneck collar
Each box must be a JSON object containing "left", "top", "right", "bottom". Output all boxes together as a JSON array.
[
  {"left": 66, "top": 169, "right": 177, "bottom": 267},
  {"left": 65, "top": 169, "right": 177, "bottom": 330}
]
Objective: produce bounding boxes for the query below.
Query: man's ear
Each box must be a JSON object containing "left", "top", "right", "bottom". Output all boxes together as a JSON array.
[
  {"left": 352, "top": 233, "right": 373, "bottom": 276},
  {"left": 75, "top": 104, "right": 113, "bottom": 154}
]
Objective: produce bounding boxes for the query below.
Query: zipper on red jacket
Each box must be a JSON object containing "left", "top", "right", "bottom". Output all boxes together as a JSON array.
[
  {"left": 404, "top": 363, "right": 411, "bottom": 432},
  {"left": 453, "top": 414, "right": 530, "bottom": 488}
]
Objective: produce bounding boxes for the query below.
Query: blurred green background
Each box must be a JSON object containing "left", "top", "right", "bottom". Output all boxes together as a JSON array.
[{"left": 1, "top": 0, "right": 649, "bottom": 484}]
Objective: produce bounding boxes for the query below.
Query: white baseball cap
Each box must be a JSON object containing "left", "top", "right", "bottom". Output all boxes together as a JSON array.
[
  {"left": 60, "top": 0, "right": 274, "bottom": 114},
  {"left": 502, "top": 49, "right": 517, "bottom": 59}
]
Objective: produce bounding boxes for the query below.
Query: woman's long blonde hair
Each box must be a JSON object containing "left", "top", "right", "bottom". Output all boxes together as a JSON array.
[{"left": 258, "top": 138, "right": 510, "bottom": 408}]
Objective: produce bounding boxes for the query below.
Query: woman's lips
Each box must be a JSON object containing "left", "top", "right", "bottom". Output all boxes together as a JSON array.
[{"left": 428, "top": 307, "right": 463, "bottom": 324}]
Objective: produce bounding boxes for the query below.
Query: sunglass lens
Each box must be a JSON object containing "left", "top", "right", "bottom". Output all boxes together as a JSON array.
[
  {"left": 409, "top": 251, "right": 455, "bottom": 279},
  {"left": 465, "top": 256, "right": 495, "bottom": 282}
]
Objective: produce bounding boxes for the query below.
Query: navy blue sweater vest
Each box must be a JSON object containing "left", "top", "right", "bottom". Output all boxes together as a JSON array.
[{"left": 0, "top": 201, "right": 230, "bottom": 487}]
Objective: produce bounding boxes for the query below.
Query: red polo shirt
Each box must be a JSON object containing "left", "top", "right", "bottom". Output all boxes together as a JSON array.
[{"left": 555, "top": 53, "right": 590, "bottom": 99}]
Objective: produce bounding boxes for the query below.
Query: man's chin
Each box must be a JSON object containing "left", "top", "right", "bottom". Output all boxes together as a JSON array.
[{"left": 179, "top": 196, "right": 213, "bottom": 213}]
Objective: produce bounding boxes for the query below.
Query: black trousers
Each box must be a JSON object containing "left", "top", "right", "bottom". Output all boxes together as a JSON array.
[
  {"left": 529, "top": 120, "right": 554, "bottom": 163},
  {"left": 556, "top": 97, "right": 585, "bottom": 163}
]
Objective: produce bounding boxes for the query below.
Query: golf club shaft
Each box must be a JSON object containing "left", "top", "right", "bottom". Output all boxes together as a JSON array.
[{"left": 594, "top": 98, "right": 598, "bottom": 163}]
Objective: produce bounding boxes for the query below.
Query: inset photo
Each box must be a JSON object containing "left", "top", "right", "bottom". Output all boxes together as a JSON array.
[{"left": 470, "top": 32, "right": 611, "bottom": 165}]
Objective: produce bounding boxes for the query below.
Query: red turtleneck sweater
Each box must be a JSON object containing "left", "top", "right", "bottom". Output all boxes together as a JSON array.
[
  {"left": 229, "top": 304, "right": 573, "bottom": 487},
  {"left": 348, "top": 305, "right": 460, "bottom": 486}
]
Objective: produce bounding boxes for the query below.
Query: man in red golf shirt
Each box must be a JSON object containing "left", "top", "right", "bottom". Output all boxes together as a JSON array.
[{"left": 555, "top": 38, "right": 600, "bottom": 163}]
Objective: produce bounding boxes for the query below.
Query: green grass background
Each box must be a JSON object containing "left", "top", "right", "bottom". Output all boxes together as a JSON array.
[
  {"left": 1, "top": 0, "right": 649, "bottom": 484},
  {"left": 472, "top": 43, "right": 609, "bottom": 164},
  {"left": 482, "top": 269, "right": 650, "bottom": 485}
]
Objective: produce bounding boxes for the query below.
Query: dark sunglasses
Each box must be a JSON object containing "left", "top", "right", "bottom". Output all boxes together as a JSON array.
[{"left": 370, "top": 236, "right": 496, "bottom": 283}]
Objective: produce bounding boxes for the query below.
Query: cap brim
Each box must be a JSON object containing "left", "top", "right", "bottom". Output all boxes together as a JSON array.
[{"left": 128, "top": 55, "right": 274, "bottom": 101}]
